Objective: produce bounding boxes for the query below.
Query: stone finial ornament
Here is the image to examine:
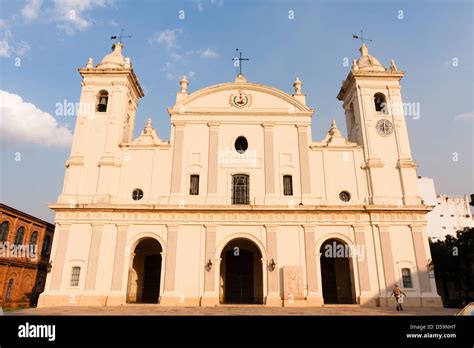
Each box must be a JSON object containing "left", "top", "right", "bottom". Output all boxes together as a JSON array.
[
  {"left": 86, "top": 57, "right": 93, "bottom": 68},
  {"left": 180, "top": 75, "right": 188, "bottom": 93},
  {"left": 144, "top": 118, "right": 153, "bottom": 134},
  {"left": 390, "top": 59, "right": 398, "bottom": 72},
  {"left": 293, "top": 77, "right": 302, "bottom": 95}
]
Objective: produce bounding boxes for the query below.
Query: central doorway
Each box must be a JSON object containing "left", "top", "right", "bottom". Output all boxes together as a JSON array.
[
  {"left": 320, "top": 238, "right": 356, "bottom": 304},
  {"left": 127, "top": 238, "right": 162, "bottom": 304},
  {"left": 219, "top": 238, "right": 263, "bottom": 304}
]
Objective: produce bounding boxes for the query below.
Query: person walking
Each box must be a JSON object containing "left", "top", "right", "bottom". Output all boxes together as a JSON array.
[{"left": 391, "top": 284, "right": 406, "bottom": 311}]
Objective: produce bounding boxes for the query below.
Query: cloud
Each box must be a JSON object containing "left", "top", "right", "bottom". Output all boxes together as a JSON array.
[
  {"left": 0, "top": 90, "right": 72, "bottom": 148},
  {"left": 199, "top": 48, "right": 217, "bottom": 59},
  {"left": 150, "top": 29, "right": 180, "bottom": 48},
  {"left": 21, "top": 0, "right": 43, "bottom": 20},
  {"left": 195, "top": 0, "right": 224, "bottom": 12},
  {"left": 210, "top": 0, "right": 224, "bottom": 7},
  {"left": 15, "top": 41, "right": 31, "bottom": 56},
  {"left": 0, "top": 19, "right": 29, "bottom": 58},
  {"left": 0, "top": 19, "right": 13, "bottom": 57},
  {"left": 52, "top": 0, "right": 114, "bottom": 35},
  {"left": 0, "top": 40, "right": 11, "bottom": 58},
  {"left": 196, "top": 0, "right": 204, "bottom": 12},
  {"left": 454, "top": 112, "right": 474, "bottom": 120}
]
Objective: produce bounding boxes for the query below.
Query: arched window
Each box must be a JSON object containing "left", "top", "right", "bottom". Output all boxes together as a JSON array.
[
  {"left": 29, "top": 231, "right": 38, "bottom": 246},
  {"left": 70, "top": 267, "right": 81, "bottom": 286},
  {"left": 14, "top": 227, "right": 25, "bottom": 245},
  {"left": 97, "top": 90, "right": 109, "bottom": 112},
  {"left": 0, "top": 221, "right": 9, "bottom": 242},
  {"left": 232, "top": 174, "right": 249, "bottom": 204},
  {"left": 374, "top": 93, "right": 387, "bottom": 114},
  {"left": 6, "top": 278, "right": 14, "bottom": 300},
  {"left": 401, "top": 268, "right": 413, "bottom": 288},
  {"left": 41, "top": 235, "right": 51, "bottom": 256}
]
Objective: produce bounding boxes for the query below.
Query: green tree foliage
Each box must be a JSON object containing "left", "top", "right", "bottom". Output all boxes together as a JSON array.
[{"left": 429, "top": 227, "right": 474, "bottom": 303}]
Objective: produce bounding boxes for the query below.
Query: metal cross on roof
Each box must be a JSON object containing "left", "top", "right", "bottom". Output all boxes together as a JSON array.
[
  {"left": 352, "top": 30, "right": 373, "bottom": 45},
  {"left": 111, "top": 28, "right": 132, "bottom": 43},
  {"left": 233, "top": 48, "right": 249, "bottom": 76}
]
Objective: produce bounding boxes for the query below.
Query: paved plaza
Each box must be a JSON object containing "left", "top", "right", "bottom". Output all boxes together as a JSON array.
[{"left": 4, "top": 305, "right": 458, "bottom": 316}]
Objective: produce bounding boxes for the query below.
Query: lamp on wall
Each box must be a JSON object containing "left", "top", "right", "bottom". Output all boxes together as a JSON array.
[
  {"left": 205, "top": 259, "right": 213, "bottom": 272},
  {"left": 46, "top": 260, "right": 53, "bottom": 273},
  {"left": 268, "top": 258, "right": 276, "bottom": 272}
]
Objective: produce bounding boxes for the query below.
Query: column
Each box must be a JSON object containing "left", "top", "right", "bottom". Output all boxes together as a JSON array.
[
  {"left": 377, "top": 224, "right": 396, "bottom": 295},
  {"left": 85, "top": 223, "right": 103, "bottom": 290},
  {"left": 410, "top": 224, "right": 432, "bottom": 293},
  {"left": 262, "top": 123, "right": 275, "bottom": 195},
  {"left": 170, "top": 122, "right": 186, "bottom": 194},
  {"left": 201, "top": 224, "right": 218, "bottom": 306},
  {"left": 207, "top": 123, "right": 220, "bottom": 195},
  {"left": 296, "top": 124, "right": 311, "bottom": 196},
  {"left": 353, "top": 225, "right": 375, "bottom": 306},
  {"left": 161, "top": 224, "right": 179, "bottom": 305},
  {"left": 265, "top": 225, "right": 280, "bottom": 305},
  {"left": 50, "top": 223, "right": 71, "bottom": 291},
  {"left": 303, "top": 225, "right": 323, "bottom": 305},
  {"left": 111, "top": 225, "right": 128, "bottom": 291}
]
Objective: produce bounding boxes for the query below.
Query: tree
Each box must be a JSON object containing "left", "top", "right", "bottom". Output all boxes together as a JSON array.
[{"left": 429, "top": 227, "right": 474, "bottom": 306}]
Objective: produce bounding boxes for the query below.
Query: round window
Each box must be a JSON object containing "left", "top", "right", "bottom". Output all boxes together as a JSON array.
[
  {"left": 339, "top": 191, "right": 351, "bottom": 202},
  {"left": 234, "top": 136, "right": 248, "bottom": 154},
  {"left": 132, "top": 188, "right": 144, "bottom": 201}
]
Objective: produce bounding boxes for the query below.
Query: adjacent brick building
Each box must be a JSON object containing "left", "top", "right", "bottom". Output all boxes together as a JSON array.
[{"left": 0, "top": 203, "right": 54, "bottom": 308}]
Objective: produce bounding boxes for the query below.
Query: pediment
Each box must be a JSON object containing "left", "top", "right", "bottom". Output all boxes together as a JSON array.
[{"left": 170, "top": 82, "right": 313, "bottom": 115}]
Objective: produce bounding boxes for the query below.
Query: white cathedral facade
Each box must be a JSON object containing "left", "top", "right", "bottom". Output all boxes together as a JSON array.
[{"left": 39, "top": 43, "right": 442, "bottom": 308}]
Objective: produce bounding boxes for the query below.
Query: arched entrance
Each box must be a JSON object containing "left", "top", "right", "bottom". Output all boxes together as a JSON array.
[
  {"left": 127, "top": 238, "right": 162, "bottom": 304},
  {"left": 219, "top": 238, "right": 263, "bottom": 304},
  {"left": 320, "top": 238, "right": 356, "bottom": 304}
]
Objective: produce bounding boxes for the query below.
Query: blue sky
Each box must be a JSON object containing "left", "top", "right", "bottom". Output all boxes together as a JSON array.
[{"left": 0, "top": 0, "right": 472, "bottom": 222}]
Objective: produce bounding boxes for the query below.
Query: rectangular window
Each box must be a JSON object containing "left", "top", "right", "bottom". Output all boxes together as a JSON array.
[
  {"left": 70, "top": 266, "right": 81, "bottom": 287},
  {"left": 232, "top": 174, "right": 249, "bottom": 204},
  {"left": 402, "top": 268, "right": 413, "bottom": 288},
  {"left": 440, "top": 214, "right": 444, "bottom": 217},
  {"left": 283, "top": 175, "right": 293, "bottom": 196},
  {"left": 189, "top": 175, "right": 199, "bottom": 195}
]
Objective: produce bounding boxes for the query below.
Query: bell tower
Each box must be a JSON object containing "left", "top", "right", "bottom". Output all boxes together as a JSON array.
[
  {"left": 59, "top": 43, "right": 144, "bottom": 205},
  {"left": 337, "top": 44, "right": 420, "bottom": 206}
]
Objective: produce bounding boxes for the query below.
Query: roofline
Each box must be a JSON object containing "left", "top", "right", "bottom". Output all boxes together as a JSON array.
[
  {"left": 171, "top": 81, "right": 313, "bottom": 113},
  {"left": 0, "top": 203, "right": 55, "bottom": 229}
]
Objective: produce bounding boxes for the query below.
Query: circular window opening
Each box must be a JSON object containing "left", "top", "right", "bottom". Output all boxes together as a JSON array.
[
  {"left": 234, "top": 136, "right": 248, "bottom": 154},
  {"left": 132, "top": 188, "right": 144, "bottom": 201},
  {"left": 339, "top": 191, "right": 351, "bottom": 202}
]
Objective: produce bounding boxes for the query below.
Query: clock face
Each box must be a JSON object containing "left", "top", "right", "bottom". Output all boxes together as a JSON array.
[
  {"left": 230, "top": 92, "right": 250, "bottom": 108},
  {"left": 375, "top": 119, "right": 394, "bottom": 136}
]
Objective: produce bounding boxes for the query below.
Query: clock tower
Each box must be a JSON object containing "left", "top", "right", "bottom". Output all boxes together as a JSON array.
[{"left": 337, "top": 44, "right": 421, "bottom": 206}]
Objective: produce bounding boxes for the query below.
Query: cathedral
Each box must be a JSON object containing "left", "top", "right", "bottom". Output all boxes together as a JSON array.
[{"left": 38, "top": 42, "right": 442, "bottom": 308}]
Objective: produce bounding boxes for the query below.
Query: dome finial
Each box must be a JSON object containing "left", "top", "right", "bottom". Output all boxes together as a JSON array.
[
  {"left": 360, "top": 44, "right": 369, "bottom": 56},
  {"left": 97, "top": 42, "right": 125, "bottom": 69}
]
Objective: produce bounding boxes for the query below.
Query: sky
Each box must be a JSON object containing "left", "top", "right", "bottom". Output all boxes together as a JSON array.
[{"left": 0, "top": 0, "right": 472, "bottom": 222}]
